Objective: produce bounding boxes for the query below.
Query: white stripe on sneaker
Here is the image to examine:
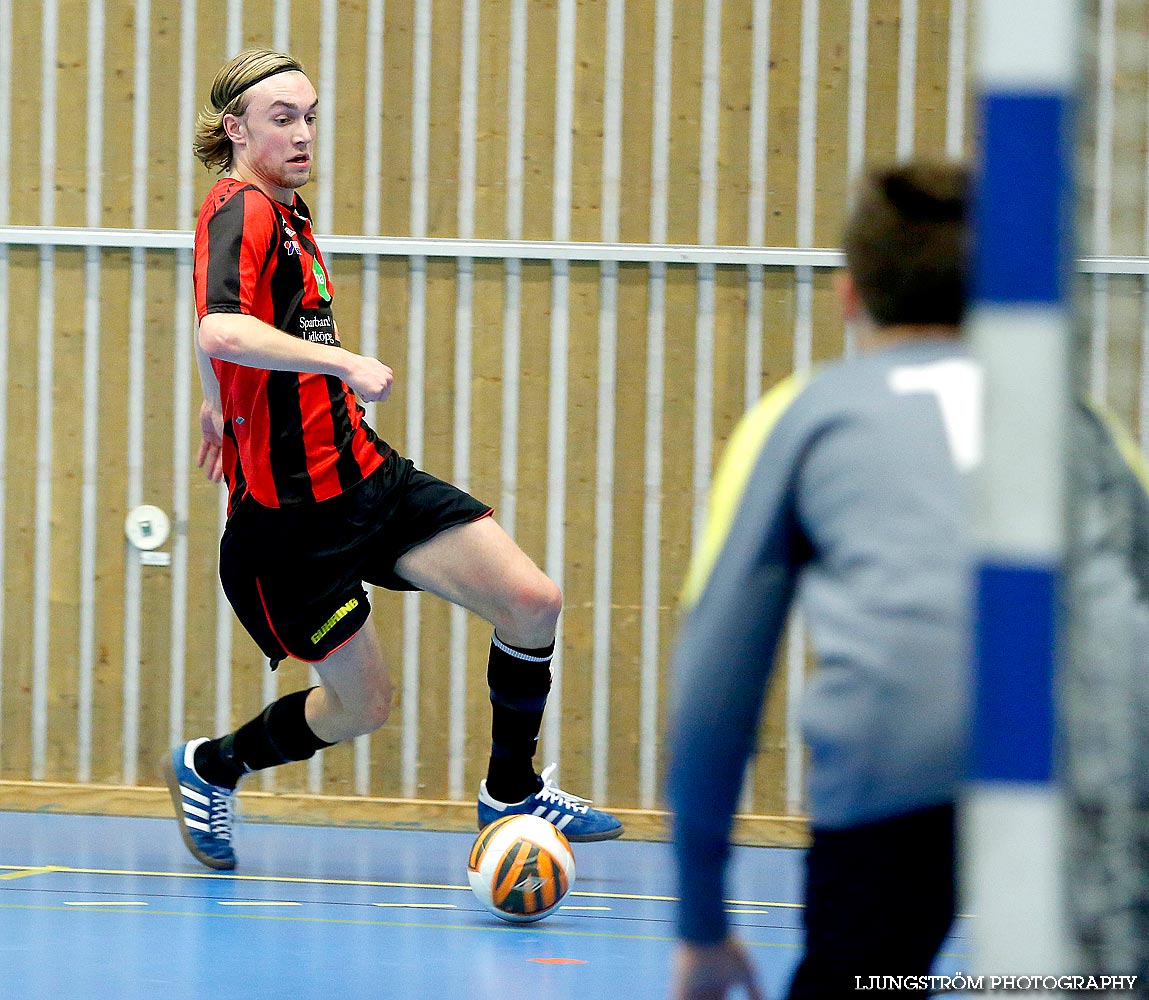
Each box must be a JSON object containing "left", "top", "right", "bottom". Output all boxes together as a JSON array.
[
  {"left": 532, "top": 806, "right": 547, "bottom": 818},
  {"left": 185, "top": 819, "right": 211, "bottom": 833},
  {"left": 545, "top": 809, "right": 560, "bottom": 824},
  {"left": 180, "top": 784, "right": 210, "bottom": 806},
  {"left": 555, "top": 814, "right": 573, "bottom": 831},
  {"left": 184, "top": 804, "right": 209, "bottom": 821}
]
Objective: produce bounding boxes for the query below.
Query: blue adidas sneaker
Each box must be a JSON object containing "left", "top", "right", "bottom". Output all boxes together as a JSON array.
[
  {"left": 163, "top": 738, "right": 238, "bottom": 871},
  {"left": 478, "top": 763, "right": 623, "bottom": 842}
]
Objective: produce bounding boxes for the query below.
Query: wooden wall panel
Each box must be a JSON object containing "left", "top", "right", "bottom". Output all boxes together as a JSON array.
[
  {"left": 521, "top": 4, "right": 559, "bottom": 242},
  {"left": 605, "top": 263, "right": 653, "bottom": 806},
  {"left": 92, "top": 252, "right": 134, "bottom": 785},
  {"left": 3, "top": 250, "right": 40, "bottom": 779},
  {"left": 1095, "top": 0, "right": 1149, "bottom": 436},
  {"left": 913, "top": 2, "right": 957, "bottom": 158},
  {"left": 864, "top": 0, "right": 903, "bottom": 168},
  {"left": 617, "top": 1, "right": 655, "bottom": 245},
  {"left": 325, "top": 2, "right": 371, "bottom": 237},
  {"left": 814, "top": 1, "right": 851, "bottom": 247}
]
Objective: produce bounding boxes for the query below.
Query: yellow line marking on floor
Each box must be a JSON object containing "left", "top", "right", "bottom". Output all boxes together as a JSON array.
[
  {"left": 5, "top": 899, "right": 973, "bottom": 958},
  {"left": 371, "top": 902, "right": 457, "bottom": 909},
  {"left": 0, "top": 865, "right": 468, "bottom": 892},
  {"left": 0, "top": 865, "right": 61, "bottom": 881},
  {"left": 217, "top": 901, "right": 301, "bottom": 907},
  {"left": 0, "top": 864, "right": 791, "bottom": 909},
  {"left": 1, "top": 864, "right": 476, "bottom": 893},
  {"left": 0, "top": 899, "right": 806, "bottom": 948},
  {"left": 64, "top": 900, "right": 148, "bottom": 906},
  {"left": 1, "top": 865, "right": 977, "bottom": 932}
]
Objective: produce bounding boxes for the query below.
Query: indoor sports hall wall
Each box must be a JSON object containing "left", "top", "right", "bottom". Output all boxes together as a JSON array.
[{"left": 0, "top": 0, "right": 1143, "bottom": 838}]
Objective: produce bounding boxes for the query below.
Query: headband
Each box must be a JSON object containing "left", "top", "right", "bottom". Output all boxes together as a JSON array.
[{"left": 219, "top": 64, "right": 299, "bottom": 110}]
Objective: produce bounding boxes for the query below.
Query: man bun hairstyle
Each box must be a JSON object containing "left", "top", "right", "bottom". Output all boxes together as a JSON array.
[
  {"left": 843, "top": 160, "right": 969, "bottom": 327},
  {"left": 193, "top": 48, "right": 304, "bottom": 173}
]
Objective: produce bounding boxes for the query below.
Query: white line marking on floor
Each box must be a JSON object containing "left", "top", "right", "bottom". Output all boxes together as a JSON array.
[
  {"left": 64, "top": 900, "right": 148, "bottom": 906},
  {"left": 559, "top": 905, "right": 612, "bottom": 911},
  {"left": 371, "top": 902, "right": 457, "bottom": 909},
  {"left": 216, "top": 901, "right": 302, "bottom": 907}
]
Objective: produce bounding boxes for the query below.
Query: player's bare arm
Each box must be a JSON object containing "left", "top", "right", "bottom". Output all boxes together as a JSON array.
[
  {"left": 332, "top": 318, "right": 396, "bottom": 404},
  {"left": 198, "top": 311, "right": 393, "bottom": 402},
  {"left": 196, "top": 400, "right": 225, "bottom": 483},
  {"left": 195, "top": 330, "right": 225, "bottom": 482}
]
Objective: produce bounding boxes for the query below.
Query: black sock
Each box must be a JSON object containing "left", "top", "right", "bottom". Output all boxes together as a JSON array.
[
  {"left": 193, "top": 688, "right": 334, "bottom": 789},
  {"left": 485, "top": 633, "right": 553, "bottom": 803}
]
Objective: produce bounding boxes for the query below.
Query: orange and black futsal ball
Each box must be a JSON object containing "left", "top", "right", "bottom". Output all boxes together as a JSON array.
[{"left": 467, "top": 814, "right": 576, "bottom": 923}]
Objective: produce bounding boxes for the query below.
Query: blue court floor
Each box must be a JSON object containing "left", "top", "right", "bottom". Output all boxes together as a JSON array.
[{"left": 0, "top": 810, "right": 970, "bottom": 999}]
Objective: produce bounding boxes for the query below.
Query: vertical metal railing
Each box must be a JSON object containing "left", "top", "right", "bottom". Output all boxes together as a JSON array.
[
  {"left": 79, "top": 0, "right": 106, "bottom": 784},
  {"left": 226, "top": 0, "right": 241, "bottom": 55},
  {"left": 896, "top": 0, "right": 918, "bottom": 161},
  {"left": 691, "top": 0, "right": 722, "bottom": 551},
  {"left": 0, "top": 0, "right": 10, "bottom": 777},
  {"left": 121, "top": 0, "right": 151, "bottom": 787},
  {"left": 590, "top": 0, "right": 626, "bottom": 806},
  {"left": 541, "top": 0, "right": 577, "bottom": 772},
  {"left": 356, "top": 0, "right": 386, "bottom": 798},
  {"left": 213, "top": 0, "right": 242, "bottom": 753},
  {"left": 946, "top": 0, "right": 969, "bottom": 158},
  {"left": 274, "top": 0, "right": 290, "bottom": 52},
  {"left": 843, "top": 0, "right": 868, "bottom": 358},
  {"left": 638, "top": 0, "right": 674, "bottom": 811},
  {"left": 31, "top": 0, "right": 59, "bottom": 782},
  {"left": 401, "top": 0, "right": 432, "bottom": 800},
  {"left": 307, "top": 0, "right": 340, "bottom": 796},
  {"left": 169, "top": 0, "right": 198, "bottom": 779},
  {"left": 500, "top": 0, "right": 527, "bottom": 546},
  {"left": 448, "top": 0, "right": 480, "bottom": 802},
  {"left": 847, "top": 0, "right": 868, "bottom": 186},
  {"left": 745, "top": 0, "right": 771, "bottom": 408},
  {"left": 786, "top": 0, "right": 820, "bottom": 816}
]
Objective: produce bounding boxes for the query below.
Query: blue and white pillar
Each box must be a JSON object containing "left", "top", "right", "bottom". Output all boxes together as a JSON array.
[{"left": 965, "top": 0, "right": 1079, "bottom": 976}]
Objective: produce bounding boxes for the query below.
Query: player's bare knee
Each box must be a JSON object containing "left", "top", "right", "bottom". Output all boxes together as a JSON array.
[
  {"left": 363, "top": 675, "right": 393, "bottom": 731},
  {"left": 500, "top": 576, "right": 562, "bottom": 641}
]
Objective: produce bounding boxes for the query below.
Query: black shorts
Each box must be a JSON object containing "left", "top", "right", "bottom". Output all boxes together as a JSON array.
[
  {"left": 786, "top": 802, "right": 956, "bottom": 998},
  {"left": 219, "top": 450, "right": 492, "bottom": 666}
]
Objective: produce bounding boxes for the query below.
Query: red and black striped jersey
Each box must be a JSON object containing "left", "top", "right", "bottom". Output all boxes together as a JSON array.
[{"left": 193, "top": 178, "right": 389, "bottom": 514}]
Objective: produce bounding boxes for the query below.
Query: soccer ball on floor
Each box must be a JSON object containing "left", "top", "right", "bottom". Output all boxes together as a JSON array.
[{"left": 467, "top": 813, "right": 576, "bottom": 923}]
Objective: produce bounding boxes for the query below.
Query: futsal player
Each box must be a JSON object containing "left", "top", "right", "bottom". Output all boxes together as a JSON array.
[
  {"left": 164, "top": 48, "right": 621, "bottom": 872},
  {"left": 666, "top": 162, "right": 973, "bottom": 998}
]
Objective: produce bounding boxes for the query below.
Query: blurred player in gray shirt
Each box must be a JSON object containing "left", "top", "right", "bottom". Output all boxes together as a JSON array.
[
  {"left": 667, "top": 161, "right": 973, "bottom": 998},
  {"left": 668, "top": 148, "right": 1149, "bottom": 994}
]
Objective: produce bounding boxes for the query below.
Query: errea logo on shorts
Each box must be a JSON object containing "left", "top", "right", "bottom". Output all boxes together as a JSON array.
[{"left": 311, "top": 598, "right": 359, "bottom": 645}]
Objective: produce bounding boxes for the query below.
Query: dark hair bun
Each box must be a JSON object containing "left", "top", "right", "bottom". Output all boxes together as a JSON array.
[{"left": 881, "top": 173, "right": 965, "bottom": 223}]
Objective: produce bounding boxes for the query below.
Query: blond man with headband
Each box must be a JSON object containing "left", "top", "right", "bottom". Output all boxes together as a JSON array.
[{"left": 165, "top": 49, "right": 621, "bottom": 872}]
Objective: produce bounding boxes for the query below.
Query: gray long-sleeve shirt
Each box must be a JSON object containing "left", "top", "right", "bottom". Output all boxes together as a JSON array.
[{"left": 667, "top": 337, "right": 975, "bottom": 944}]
